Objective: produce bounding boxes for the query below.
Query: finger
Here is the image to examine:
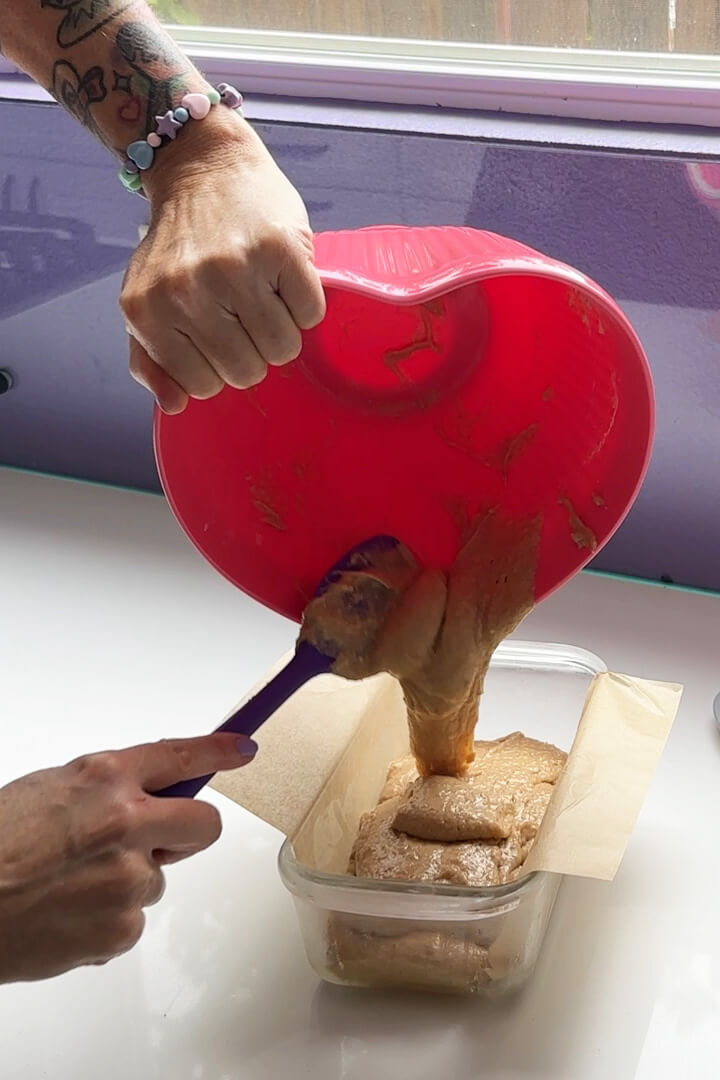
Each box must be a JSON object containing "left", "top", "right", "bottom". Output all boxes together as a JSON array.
[
  {"left": 65, "top": 850, "right": 165, "bottom": 908},
  {"left": 96, "top": 909, "right": 145, "bottom": 961},
  {"left": 128, "top": 336, "right": 188, "bottom": 414},
  {"left": 110, "top": 852, "right": 165, "bottom": 907},
  {"left": 187, "top": 306, "right": 268, "bottom": 388},
  {"left": 206, "top": 260, "right": 300, "bottom": 372},
  {"left": 153, "top": 846, "right": 210, "bottom": 866},
  {"left": 144, "top": 798, "right": 223, "bottom": 859},
  {"left": 122, "top": 733, "right": 258, "bottom": 792},
  {"left": 277, "top": 248, "right": 326, "bottom": 330},
  {"left": 240, "top": 288, "right": 302, "bottom": 368},
  {"left": 129, "top": 324, "right": 223, "bottom": 401},
  {"left": 144, "top": 862, "right": 166, "bottom": 906}
]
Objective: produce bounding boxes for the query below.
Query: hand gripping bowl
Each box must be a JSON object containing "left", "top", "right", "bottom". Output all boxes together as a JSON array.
[{"left": 154, "top": 226, "right": 654, "bottom": 619}]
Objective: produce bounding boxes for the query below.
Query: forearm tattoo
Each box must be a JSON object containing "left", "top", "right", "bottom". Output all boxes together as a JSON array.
[
  {"left": 114, "top": 21, "right": 192, "bottom": 128},
  {"left": 43, "top": 2, "right": 195, "bottom": 155},
  {"left": 51, "top": 59, "right": 107, "bottom": 141},
  {"left": 41, "top": 0, "right": 136, "bottom": 48}
]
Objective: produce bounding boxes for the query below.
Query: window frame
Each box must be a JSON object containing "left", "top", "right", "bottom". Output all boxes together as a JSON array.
[
  {"left": 177, "top": 28, "right": 720, "bottom": 128},
  {"left": 2, "top": 26, "right": 719, "bottom": 128}
]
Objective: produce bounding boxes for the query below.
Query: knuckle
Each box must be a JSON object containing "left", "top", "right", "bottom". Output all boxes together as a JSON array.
[
  {"left": 145, "top": 868, "right": 166, "bottom": 907},
  {"left": 73, "top": 751, "right": 124, "bottom": 787},
  {"left": 124, "top": 267, "right": 194, "bottom": 322},
  {"left": 158, "top": 739, "right": 194, "bottom": 780},
  {"left": 128, "top": 348, "right": 144, "bottom": 377},
  {"left": 83, "top": 800, "right": 139, "bottom": 851},
  {"left": 119, "top": 286, "right": 146, "bottom": 326},
  {"left": 269, "top": 336, "right": 302, "bottom": 367},
  {"left": 113, "top": 798, "right": 142, "bottom": 838},
  {"left": 189, "top": 371, "right": 224, "bottom": 399},
  {"left": 216, "top": 250, "right": 249, "bottom": 279},
  {"left": 162, "top": 267, "right": 200, "bottom": 310},
  {"left": 300, "top": 295, "right": 326, "bottom": 330},
  {"left": 255, "top": 226, "right": 288, "bottom": 262},
  {"left": 128, "top": 348, "right": 152, "bottom": 383},
  {"left": 112, "top": 851, "right": 152, "bottom": 901},
  {"left": 260, "top": 321, "right": 302, "bottom": 365},
  {"left": 294, "top": 223, "right": 314, "bottom": 252},
  {"left": 230, "top": 362, "right": 267, "bottom": 390}
]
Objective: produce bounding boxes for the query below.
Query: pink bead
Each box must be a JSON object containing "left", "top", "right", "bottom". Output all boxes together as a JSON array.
[
  {"left": 147, "top": 132, "right": 162, "bottom": 148},
  {"left": 181, "top": 93, "right": 211, "bottom": 120}
]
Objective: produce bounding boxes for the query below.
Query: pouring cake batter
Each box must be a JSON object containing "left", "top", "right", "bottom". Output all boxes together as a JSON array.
[{"left": 301, "top": 511, "right": 564, "bottom": 889}]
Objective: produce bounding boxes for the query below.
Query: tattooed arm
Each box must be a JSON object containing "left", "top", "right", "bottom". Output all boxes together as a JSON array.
[
  {"left": 2, "top": 2, "right": 209, "bottom": 155},
  {"left": 0, "top": 1, "right": 325, "bottom": 411}
]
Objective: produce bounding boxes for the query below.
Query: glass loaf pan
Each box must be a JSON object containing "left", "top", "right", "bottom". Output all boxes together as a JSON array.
[{"left": 279, "top": 640, "right": 607, "bottom": 996}]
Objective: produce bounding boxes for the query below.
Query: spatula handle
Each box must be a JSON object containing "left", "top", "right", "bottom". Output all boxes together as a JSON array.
[{"left": 152, "top": 643, "right": 333, "bottom": 799}]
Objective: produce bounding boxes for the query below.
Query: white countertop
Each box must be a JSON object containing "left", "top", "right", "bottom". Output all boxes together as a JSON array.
[{"left": 1, "top": 466, "right": 718, "bottom": 1080}]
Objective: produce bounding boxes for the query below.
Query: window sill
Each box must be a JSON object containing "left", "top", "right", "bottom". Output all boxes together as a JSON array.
[{"left": 2, "top": 72, "right": 719, "bottom": 161}]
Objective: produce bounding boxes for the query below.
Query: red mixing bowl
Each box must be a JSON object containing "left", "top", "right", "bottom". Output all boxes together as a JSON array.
[{"left": 154, "top": 226, "right": 655, "bottom": 621}]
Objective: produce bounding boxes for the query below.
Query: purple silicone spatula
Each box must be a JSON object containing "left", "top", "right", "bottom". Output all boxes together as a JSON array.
[{"left": 154, "top": 534, "right": 400, "bottom": 799}]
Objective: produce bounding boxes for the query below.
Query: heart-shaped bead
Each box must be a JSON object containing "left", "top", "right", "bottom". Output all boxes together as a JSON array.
[
  {"left": 126, "top": 140, "right": 154, "bottom": 170},
  {"left": 181, "top": 92, "right": 211, "bottom": 120}
]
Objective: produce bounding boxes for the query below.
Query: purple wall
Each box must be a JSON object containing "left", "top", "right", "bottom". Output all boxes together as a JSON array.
[{"left": 1, "top": 100, "right": 719, "bottom": 591}]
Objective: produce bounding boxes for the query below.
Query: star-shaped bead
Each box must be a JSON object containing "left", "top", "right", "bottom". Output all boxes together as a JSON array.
[{"left": 155, "top": 110, "right": 182, "bottom": 139}]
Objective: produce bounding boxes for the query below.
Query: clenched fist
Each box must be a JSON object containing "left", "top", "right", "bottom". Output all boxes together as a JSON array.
[{"left": 121, "top": 108, "right": 326, "bottom": 413}]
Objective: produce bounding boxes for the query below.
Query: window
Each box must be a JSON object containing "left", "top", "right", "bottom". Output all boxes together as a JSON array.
[
  {"left": 3, "top": 3, "right": 718, "bottom": 126},
  {"left": 150, "top": 1, "right": 720, "bottom": 126},
  {"left": 154, "top": 0, "right": 720, "bottom": 53}
]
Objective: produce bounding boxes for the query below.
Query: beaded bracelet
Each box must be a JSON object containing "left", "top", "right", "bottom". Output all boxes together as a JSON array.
[{"left": 118, "top": 82, "right": 244, "bottom": 195}]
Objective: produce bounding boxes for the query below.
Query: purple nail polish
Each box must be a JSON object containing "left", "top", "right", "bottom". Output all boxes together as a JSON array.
[{"left": 236, "top": 737, "right": 259, "bottom": 758}]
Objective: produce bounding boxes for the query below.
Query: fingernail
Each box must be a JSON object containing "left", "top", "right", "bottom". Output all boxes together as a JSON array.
[
  {"left": 235, "top": 737, "right": 258, "bottom": 759},
  {"left": 157, "top": 397, "right": 184, "bottom": 416}
]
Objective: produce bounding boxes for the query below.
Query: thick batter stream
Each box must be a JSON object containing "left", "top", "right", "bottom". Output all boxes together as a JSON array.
[
  {"left": 300, "top": 510, "right": 560, "bottom": 889},
  {"left": 301, "top": 510, "right": 541, "bottom": 776}
]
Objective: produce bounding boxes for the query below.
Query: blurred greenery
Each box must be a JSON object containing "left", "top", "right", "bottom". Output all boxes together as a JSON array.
[{"left": 147, "top": 0, "right": 199, "bottom": 26}]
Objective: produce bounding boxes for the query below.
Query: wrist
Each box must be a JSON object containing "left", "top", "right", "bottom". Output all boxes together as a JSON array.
[{"left": 141, "top": 104, "right": 261, "bottom": 206}]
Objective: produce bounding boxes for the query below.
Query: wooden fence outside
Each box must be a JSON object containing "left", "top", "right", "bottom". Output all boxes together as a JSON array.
[{"left": 157, "top": 0, "right": 720, "bottom": 53}]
